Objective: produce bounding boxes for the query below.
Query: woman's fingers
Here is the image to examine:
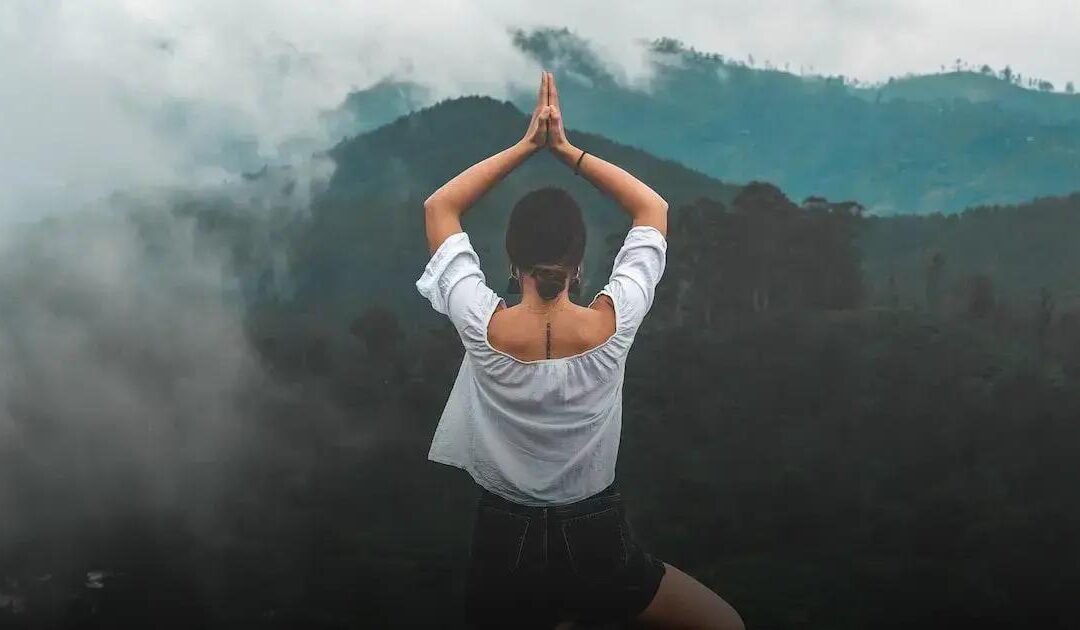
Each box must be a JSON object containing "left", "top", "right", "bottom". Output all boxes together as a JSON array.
[
  {"left": 524, "top": 74, "right": 561, "bottom": 148},
  {"left": 543, "top": 72, "right": 567, "bottom": 148},
  {"left": 536, "top": 70, "right": 546, "bottom": 111}
]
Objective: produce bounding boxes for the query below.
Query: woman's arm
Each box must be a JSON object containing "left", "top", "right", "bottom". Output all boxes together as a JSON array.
[
  {"left": 543, "top": 71, "right": 668, "bottom": 236},
  {"left": 423, "top": 72, "right": 554, "bottom": 254},
  {"left": 554, "top": 142, "right": 668, "bottom": 237},
  {"left": 423, "top": 142, "right": 537, "bottom": 254}
]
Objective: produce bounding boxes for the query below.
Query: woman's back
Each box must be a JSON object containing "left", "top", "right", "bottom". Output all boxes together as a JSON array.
[{"left": 416, "top": 225, "right": 668, "bottom": 506}]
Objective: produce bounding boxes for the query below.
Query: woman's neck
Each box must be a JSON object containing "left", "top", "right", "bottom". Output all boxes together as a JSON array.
[{"left": 519, "top": 290, "right": 572, "bottom": 314}]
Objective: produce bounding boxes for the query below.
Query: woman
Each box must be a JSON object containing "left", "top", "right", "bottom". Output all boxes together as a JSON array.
[{"left": 417, "top": 71, "right": 744, "bottom": 629}]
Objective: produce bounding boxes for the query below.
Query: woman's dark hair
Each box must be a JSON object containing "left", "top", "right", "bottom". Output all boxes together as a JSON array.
[{"left": 506, "top": 186, "right": 586, "bottom": 301}]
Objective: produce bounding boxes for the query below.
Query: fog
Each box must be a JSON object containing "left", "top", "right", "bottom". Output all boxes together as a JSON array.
[
  {"left": 1, "top": 2, "right": 1077, "bottom": 624},
  {"left": 0, "top": 200, "right": 251, "bottom": 532}
]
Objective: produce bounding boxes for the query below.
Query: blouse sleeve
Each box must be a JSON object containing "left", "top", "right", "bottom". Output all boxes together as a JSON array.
[
  {"left": 592, "top": 225, "right": 668, "bottom": 349},
  {"left": 416, "top": 231, "right": 503, "bottom": 351}
]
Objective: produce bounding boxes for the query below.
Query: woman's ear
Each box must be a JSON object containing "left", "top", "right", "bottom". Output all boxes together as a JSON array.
[
  {"left": 569, "top": 265, "right": 583, "bottom": 297},
  {"left": 506, "top": 265, "right": 522, "bottom": 295}
]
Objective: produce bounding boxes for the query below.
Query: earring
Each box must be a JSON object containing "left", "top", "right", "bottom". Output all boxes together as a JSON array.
[
  {"left": 569, "top": 266, "right": 582, "bottom": 297},
  {"left": 506, "top": 266, "right": 522, "bottom": 295}
]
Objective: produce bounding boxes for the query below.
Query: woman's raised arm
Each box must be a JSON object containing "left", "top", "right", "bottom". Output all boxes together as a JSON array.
[
  {"left": 543, "top": 71, "right": 668, "bottom": 237},
  {"left": 422, "top": 72, "right": 554, "bottom": 254}
]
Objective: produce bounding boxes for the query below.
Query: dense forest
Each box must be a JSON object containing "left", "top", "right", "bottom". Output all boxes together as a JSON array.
[
  {"left": 860, "top": 192, "right": 1080, "bottom": 306},
  {"left": 2, "top": 93, "right": 1080, "bottom": 629}
]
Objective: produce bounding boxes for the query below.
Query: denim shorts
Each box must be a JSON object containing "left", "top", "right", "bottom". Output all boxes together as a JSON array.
[{"left": 463, "top": 479, "right": 667, "bottom": 628}]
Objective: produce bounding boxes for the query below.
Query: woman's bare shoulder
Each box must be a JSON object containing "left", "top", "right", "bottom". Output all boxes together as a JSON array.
[{"left": 581, "top": 299, "right": 616, "bottom": 344}]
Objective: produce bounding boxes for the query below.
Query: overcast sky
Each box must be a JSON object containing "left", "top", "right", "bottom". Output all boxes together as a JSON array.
[{"left": 2, "top": 0, "right": 1078, "bottom": 221}]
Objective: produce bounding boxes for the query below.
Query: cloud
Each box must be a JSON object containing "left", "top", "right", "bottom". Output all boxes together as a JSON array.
[
  {"left": 0, "top": 0, "right": 533, "bottom": 223},
  {"left": 4, "top": 1, "right": 1076, "bottom": 223},
  {"left": 0, "top": 199, "right": 258, "bottom": 546},
  {"left": 509, "top": 0, "right": 1079, "bottom": 89}
]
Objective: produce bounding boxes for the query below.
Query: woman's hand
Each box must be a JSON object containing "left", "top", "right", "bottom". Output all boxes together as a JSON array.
[
  {"left": 542, "top": 71, "right": 572, "bottom": 155},
  {"left": 521, "top": 71, "right": 554, "bottom": 152},
  {"left": 425, "top": 73, "right": 552, "bottom": 253}
]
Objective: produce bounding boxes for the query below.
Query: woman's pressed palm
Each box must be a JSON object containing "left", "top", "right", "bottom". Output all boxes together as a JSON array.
[{"left": 521, "top": 71, "right": 571, "bottom": 153}]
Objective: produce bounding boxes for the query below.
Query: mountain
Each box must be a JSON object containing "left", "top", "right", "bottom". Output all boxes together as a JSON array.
[
  {"left": 327, "top": 28, "right": 1080, "bottom": 215},
  {"left": 286, "top": 94, "right": 738, "bottom": 323},
  {"left": 319, "top": 77, "right": 434, "bottom": 140}
]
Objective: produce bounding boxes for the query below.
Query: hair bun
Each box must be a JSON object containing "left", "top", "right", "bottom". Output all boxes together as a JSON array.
[{"left": 530, "top": 265, "right": 569, "bottom": 300}]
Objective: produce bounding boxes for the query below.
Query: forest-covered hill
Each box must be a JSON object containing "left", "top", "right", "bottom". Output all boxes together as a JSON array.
[
  {"left": 329, "top": 27, "right": 1080, "bottom": 215},
  {"left": 284, "top": 94, "right": 738, "bottom": 323},
  {"left": 866, "top": 70, "right": 1080, "bottom": 122}
]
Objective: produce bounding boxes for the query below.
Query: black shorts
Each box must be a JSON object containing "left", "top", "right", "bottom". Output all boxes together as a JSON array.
[{"left": 463, "top": 479, "right": 667, "bottom": 628}]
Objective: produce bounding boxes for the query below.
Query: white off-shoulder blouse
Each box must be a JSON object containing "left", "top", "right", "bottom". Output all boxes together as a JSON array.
[{"left": 415, "top": 225, "right": 667, "bottom": 505}]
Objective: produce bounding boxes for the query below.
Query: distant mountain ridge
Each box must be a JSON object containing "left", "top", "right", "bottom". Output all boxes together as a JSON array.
[
  {"left": 326, "top": 27, "right": 1080, "bottom": 215},
  {"left": 867, "top": 71, "right": 1080, "bottom": 124}
]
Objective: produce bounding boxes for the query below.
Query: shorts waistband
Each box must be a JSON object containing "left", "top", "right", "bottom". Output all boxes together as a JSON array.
[{"left": 476, "top": 480, "right": 621, "bottom": 518}]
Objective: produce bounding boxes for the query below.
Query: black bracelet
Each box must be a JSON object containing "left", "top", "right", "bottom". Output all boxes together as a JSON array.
[{"left": 574, "top": 150, "right": 588, "bottom": 175}]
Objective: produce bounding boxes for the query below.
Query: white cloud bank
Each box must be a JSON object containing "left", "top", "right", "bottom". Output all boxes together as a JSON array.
[{"left": 1, "top": 0, "right": 1077, "bottom": 222}]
